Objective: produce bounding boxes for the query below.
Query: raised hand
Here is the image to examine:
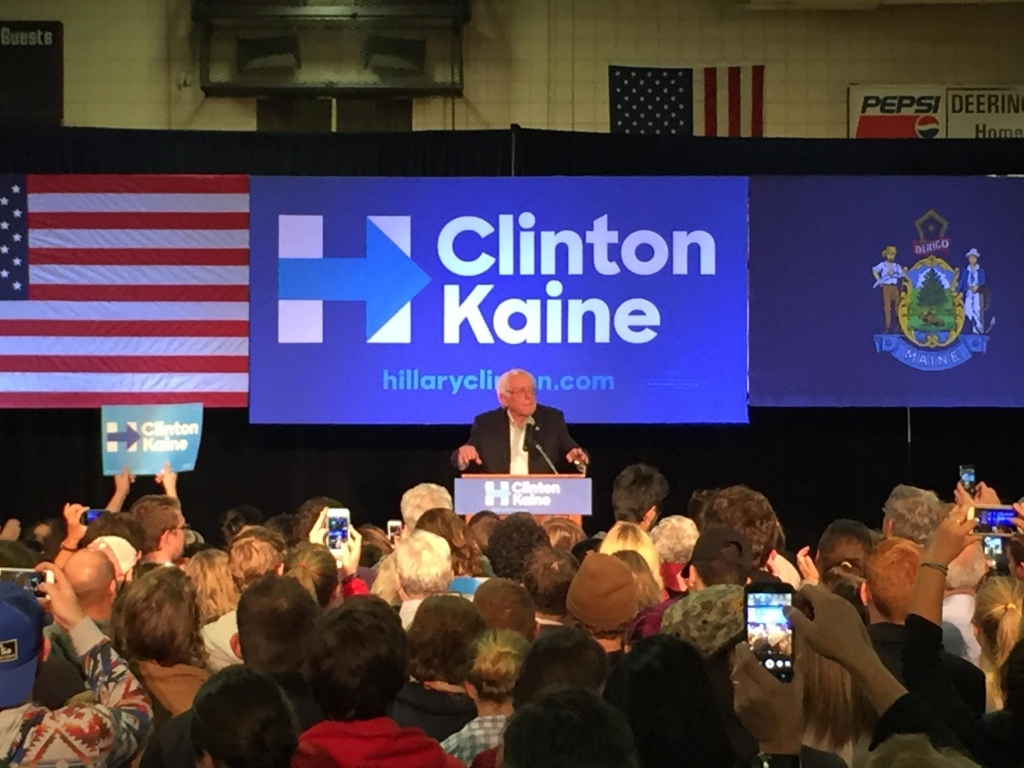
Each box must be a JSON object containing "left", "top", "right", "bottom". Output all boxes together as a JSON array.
[
  {"left": 925, "top": 507, "right": 980, "bottom": 568},
  {"left": 796, "top": 546, "right": 820, "bottom": 585}
]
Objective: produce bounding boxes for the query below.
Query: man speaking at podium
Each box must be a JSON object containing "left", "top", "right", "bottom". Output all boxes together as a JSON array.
[{"left": 453, "top": 368, "right": 589, "bottom": 475}]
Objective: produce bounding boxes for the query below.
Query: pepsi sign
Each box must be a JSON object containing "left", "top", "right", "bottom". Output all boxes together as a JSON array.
[{"left": 849, "top": 86, "right": 946, "bottom": 139}]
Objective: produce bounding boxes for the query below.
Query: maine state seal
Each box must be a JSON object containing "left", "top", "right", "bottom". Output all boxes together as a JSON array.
[{"left": 872, "top": 210, "right": 993, "bottom": 371}]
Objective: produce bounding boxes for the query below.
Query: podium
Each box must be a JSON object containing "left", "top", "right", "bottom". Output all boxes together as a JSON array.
[{"left": 455, "top": 474, "right": 592, "bottom": 527}]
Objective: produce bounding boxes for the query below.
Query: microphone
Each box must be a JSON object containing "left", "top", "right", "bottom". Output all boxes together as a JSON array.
[{"left": 524, "top": 416, "right": 558, "bottom": 474}]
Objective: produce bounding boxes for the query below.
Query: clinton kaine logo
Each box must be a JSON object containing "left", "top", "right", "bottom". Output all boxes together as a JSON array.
[{"left": 872, "top": 210, "right": 994, "bottom": 371}]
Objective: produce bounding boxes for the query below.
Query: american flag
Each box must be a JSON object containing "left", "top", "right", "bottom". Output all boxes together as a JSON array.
[
  {"left": 609, "top": 65, "right": 765, "bottom": 137},
  {"left": 0, "top": 175, "right": 249, "bottom": 408}
]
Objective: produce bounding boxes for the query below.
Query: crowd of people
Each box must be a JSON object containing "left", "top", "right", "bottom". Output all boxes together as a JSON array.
[{"left": 2, "top": 462, "right": 1024, "bottom": 767}]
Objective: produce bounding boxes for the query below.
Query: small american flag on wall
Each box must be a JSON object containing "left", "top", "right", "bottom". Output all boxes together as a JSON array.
[
  {"left": 609, "top": 65, "right": 765, "bottom": 137},
  {"left": 0, "top": 174, "right": 249, "bottom": 408}
]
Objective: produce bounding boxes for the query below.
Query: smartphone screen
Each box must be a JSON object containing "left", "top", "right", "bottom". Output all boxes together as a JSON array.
[
  {"left": 387, "top": 520, "right": 402, "bottom": 543},
  {"left": 81, "top": 509, "right": 106, "bottom": 525},
  {"left": 959, "top": 465, "right": 977, "bottom": 497},
  {"left": 976, "top": 506, "right": 1017, "bottom": 536},
  {"left": 0, "top": 568, "right": 49, "bottom": 596},
  {"left": 326, "top": 508, "right": 350, "bottom": 552},
  {"left": 746, "top": 587, "right": 794, "bottom": 682}
]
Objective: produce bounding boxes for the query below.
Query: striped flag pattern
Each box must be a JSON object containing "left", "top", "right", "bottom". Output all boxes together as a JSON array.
[
  {"left": 0, "top": 175, "right": 249, "bottom": 408},
  {"left": 609, "top": 65, "right": 765, "bottom": 137}
]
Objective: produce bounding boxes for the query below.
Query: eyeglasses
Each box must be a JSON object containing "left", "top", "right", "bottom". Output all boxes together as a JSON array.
[{"left": 507, "top": 386, "right": 537, "bottom": 397}]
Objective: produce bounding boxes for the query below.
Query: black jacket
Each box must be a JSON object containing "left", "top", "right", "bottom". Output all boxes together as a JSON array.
[
  {"left": 452, "top": 404, "right": 581, "bottom": 475},
  {"left": 139, "top": 672, "right": 324, "bottom": 768},
  {"left": 868, "top": 622, "right": 987, "bottom": 716},
  {"left": 390, "top": 681, "right": 476, "bottom": 744},
  {"left": 900, "top": 613, "right": 1024, "bottom": 767}
]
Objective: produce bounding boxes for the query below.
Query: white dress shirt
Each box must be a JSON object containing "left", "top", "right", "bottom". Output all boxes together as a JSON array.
[{"left": 509, "top": 414, "right": 529, "bottom": 476}]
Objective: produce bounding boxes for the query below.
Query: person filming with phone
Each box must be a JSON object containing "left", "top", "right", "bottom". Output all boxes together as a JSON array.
[{"left": 452, "top": 369, "right": 589, "bottom": 475}]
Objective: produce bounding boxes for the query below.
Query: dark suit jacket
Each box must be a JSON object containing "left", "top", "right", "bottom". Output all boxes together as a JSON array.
[
  {"left": 869, "top": 622, "right": 987, "bottom": 716},
  {"left": 452, "top": 404, "right": 581, "bottom": 475}
]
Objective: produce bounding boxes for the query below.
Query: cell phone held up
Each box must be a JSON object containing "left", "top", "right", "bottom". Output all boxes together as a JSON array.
[
  {"left": 967, "top": 505, "right": 1018, "bottom": 537},
  {"left": 0, "top": 567, "right": 54, "bottom": 597},
  {"left": 745, "top": 583, "right": 795, "bottom": 683},
  {"left": 326, "top": 508, "right": 351, "bottom": 555},
  {"left": 387, "top": 520, "right": 402, "bottom": 544},
  {"left": 79, "top": 509, "right": 106, "bottom": 526},
  {"left": 959, "top": 464, "right": 977, "bottom": 498}
]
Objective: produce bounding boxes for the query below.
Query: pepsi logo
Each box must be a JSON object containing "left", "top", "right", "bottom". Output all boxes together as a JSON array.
[{"left": 915, "top": 115, "right": 941, "bottom": 139}]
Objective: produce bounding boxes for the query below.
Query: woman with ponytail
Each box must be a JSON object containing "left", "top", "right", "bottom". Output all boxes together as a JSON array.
[
  {"left": 440, "top": 629, "right": 529, "bottom": 764},
  {"left": 283, "top": 543, "right": 339, "bottom": 609},
  {"left": 973, "top": 576, "right": 1024, "bottom": 710}
]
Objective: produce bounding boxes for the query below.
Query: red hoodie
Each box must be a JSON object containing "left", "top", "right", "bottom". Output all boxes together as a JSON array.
[{"left": 293, "top": 717, "right": 464, "bottom": 768}]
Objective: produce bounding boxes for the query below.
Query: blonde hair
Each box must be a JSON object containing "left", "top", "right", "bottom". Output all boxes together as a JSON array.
[
  {"left": 600, "top": 522, "right": 663, "bottom": 590},
  {"left": 973, "top": 576, "right": 1024, "bottom": 709},
  {"left": 612, "top": 550, "right": 662, "bottom": 609},
  {"left": 466, "top": 628, "right": 530, "bottom": 703},
  {"left": 182, "top": 549, "right": 240, "bottom": 625},
  {"left": 865, "top": 734, "right": 982, "bottom": 768},
  {"left": 371, "top": 552, "right": 401, "bottom": 605},
  {"left": 797, "top": 631, "right": 875, "bottom": 751},
  {"left": 228, "top": 527, "right": 286, "bottom": 593}
]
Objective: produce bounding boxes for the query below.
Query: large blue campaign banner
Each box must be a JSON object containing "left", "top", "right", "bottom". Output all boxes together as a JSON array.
[
  {"left": 249, "top": 177, "right": 749, "bottom": 424},
  {"left": 749, "top": 176, "right": 1024, "bottom": 407}
]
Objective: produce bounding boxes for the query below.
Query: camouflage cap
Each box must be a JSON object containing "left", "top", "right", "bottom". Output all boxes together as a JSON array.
[{"left": 659, "top": 583, "right": 744, "bottom": 659}]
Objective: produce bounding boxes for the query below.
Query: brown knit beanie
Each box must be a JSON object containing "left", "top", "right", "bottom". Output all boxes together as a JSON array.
[{"left": 566, "top": 552, "right": 639, "bottom": 630}]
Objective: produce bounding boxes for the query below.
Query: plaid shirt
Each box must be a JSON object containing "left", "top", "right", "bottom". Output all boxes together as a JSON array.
[
  {"left": 0, "top": 618, "right": 152, "bottom": 767},
  {"left": 440, "top": 715, "right": 507, "bottom": 764}
]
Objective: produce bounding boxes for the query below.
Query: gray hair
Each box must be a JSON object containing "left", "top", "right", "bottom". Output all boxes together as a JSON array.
[
  {"left": 395, "top": 530, "right": 453, "bottom": 598},
  {"left": 946, "top": 542, "right": 988, "bottom": 591},
  {"left": 883, "top": 485, "right": 947, "bottom": 547},
  {"left": 496, "top": 369, "right": 536, "bottom": 399},
  {"left": 400, "top": 482, "right": 453, "bottom": 529},
  {"left": 650, "top": 516, "right": 700, "bottom": 566}
]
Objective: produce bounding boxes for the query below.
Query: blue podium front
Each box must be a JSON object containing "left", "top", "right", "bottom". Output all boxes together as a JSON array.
[{"left": 455, "top": 475, "right": 592, "bottom": 518}]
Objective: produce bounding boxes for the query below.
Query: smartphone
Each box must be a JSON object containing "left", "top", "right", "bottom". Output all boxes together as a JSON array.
[
  {"left": 983, "top": 536, "right": 1007, "bottom": 572},
  {"left": 79, "top": 509, "right": 106, "bottom": 526},
  {"left": 326, "top": 508, "right": 351, "bottom": 554},
  {"left": 968, "top": 505, "right": 1017, "bottom": 536},
  {"left": 745, "top": 584, "right": 795, "bottom": 683},
  {"left": 387, "top": 519, "right": 402, "bottom": 544},
  {"left": 0, "top": 567, "right": 54, "bottom": 596},
  {"left": 959, "top": 465, "right": 977, "bottom": 497}
]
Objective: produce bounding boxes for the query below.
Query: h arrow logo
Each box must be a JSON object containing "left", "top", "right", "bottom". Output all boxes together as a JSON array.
[
  {"left": 106, "top": 422, "right": 140, "bottom": 453},
  {"left": 276, "top": 215, "right": 430, "bottom": 344},
  {"left": 485, "top": 481, "right": 512, "bottom": 508}
]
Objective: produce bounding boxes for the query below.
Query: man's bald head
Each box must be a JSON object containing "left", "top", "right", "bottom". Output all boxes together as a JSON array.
[{"left": 65, "top": 548, "right": 117, "bottom": 620}]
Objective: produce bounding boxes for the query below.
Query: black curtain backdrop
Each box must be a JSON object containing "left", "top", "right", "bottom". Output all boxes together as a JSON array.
[{"left": 1, "top": 125, "right": 1021, "bottom": 549}]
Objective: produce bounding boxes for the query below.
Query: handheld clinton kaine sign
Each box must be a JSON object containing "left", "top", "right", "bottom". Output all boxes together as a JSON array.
[
  {"left": 748, "top": 176, "right": 1024, "bottom": 407},
  {"left": 101, "top": 403, "right": 203, "bottom": 476},
  {"left": 248, "top": 177, "right": 748, "bottom": 424}
]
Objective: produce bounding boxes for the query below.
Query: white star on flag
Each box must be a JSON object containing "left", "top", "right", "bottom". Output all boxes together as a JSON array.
[
  {"left": 0, "top": 270, "right": 7, "bottom": 278},
  {"left": 12, "top": 257, "right": 21, "bottom": 266},
  {"left": 0, "top": 246, "right": 7, "bottom": 254},
  {"left": 12, "top": 210, "right": 21, "bottom": 218},
  {"left": 0, "top": 197, "right": 7, "bottom": 206},
  {"left": 0, "top": 222, "right": 8, "bottom": 230},
  {"left": 12, "top": 233, "right": 21, "bottom": 242},
  {"left": 11, "top": 185, "right": 20, "bottom": 193},
  {"left": 12, "top": 281, "right": 21, "bottom": 290}
]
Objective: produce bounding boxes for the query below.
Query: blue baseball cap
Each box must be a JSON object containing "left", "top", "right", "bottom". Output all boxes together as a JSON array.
[{"left": 0, "top": 580, "right": 46, "bottom": 707}]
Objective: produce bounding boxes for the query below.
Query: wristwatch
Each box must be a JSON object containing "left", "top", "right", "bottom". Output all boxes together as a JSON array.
[{"left": 753, "top": 754, "right": 800, "bottom": 768}]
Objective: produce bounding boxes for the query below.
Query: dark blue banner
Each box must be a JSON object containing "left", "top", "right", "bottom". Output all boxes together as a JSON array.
[
  {"left": 750, "top": 176, "right": 1024, "bottom": 407},
  {"left": 249, "top": 177, "right": 749, "bottom": 424}
]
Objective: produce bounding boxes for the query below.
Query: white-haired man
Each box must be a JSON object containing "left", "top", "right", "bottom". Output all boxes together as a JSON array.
[
  {"left": 453, "top": 368, "right": 587, "bottom": 475},
  {"left": 396, "top": 530, "right": 454, "bottom": 628},
  {"left": 400, "top": 482, "right": 453, "bottom": 533}
]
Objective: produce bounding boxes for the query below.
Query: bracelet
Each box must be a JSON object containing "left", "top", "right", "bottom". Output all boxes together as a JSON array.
[{"left": 921, "top": 561, "right": 949, "bottom": 576}]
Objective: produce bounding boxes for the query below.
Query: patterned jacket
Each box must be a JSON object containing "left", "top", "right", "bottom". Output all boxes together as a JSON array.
[{"left": 0, "top": 618, "right": 152, "bottom": 767}]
